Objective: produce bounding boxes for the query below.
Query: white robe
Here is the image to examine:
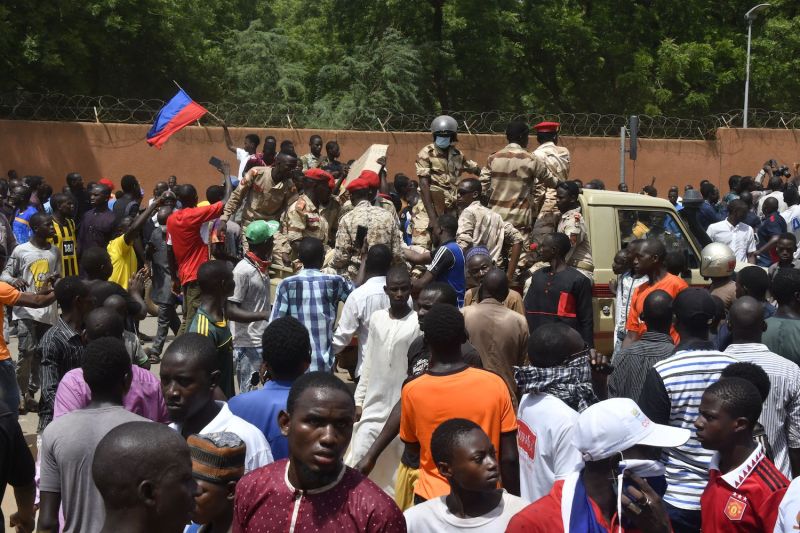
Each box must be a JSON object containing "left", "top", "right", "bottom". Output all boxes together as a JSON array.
[{"left": 344, "top": 308, "right": 420, "bottom": 496}]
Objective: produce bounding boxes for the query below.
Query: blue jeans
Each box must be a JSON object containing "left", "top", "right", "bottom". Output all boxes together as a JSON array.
[
  {"left": 665, "top": 502, "right": 701, "bottom": 533},
  {"left": 234, "top": 347, "right": 263, "bottom": 393},
  {"left": 0, "top": 359, "right": 20, "bottom": 418},
  {"left": 152, "top": 302, "right": 180, "bottom": 354}
]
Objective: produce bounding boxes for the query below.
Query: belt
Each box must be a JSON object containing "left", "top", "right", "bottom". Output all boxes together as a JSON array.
[{"left": 572, "top": 260, "right": 595, "bottom": 272}]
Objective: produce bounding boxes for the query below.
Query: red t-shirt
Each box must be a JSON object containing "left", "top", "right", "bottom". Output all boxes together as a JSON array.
[
  {"left": 701, "top": 446, "right": 788, "bottom": 532},
  {"left": 165, "top": 202, "right": 224, "bottom": 286}
]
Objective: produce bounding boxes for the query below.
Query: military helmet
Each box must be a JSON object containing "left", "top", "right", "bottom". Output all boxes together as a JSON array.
[
  {"left": 700, "top": 242, "right": 736, "bottom": 278},
  {"left": 430, "top": 115, "right": 458, "bottom": 135}
]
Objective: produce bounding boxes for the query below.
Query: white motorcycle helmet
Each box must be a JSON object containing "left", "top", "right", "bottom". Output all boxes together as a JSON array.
[{"left": 700, "top": 242, "right": 736, "bottom": 278}]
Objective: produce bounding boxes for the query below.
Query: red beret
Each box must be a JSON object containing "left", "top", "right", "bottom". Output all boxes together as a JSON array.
[
  {"left": 533, "top": 121, "right": 560, "bottom": 133},
  {"left": 359, "top": 170, "right": 380, "bottom": 189},
  {"left": 346, "top": 176, "right": 370, "bottom": 192},
  {"left": 304, "top": 168, "right": 335, "bottom": 189},
  {"left": 98, "top": 178, "right": 115, "bottom": 190}
]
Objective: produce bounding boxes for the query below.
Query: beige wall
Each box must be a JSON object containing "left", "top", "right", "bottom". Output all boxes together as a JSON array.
[{"left": 1, "top": 119, "right": 798, "bottom": 202}]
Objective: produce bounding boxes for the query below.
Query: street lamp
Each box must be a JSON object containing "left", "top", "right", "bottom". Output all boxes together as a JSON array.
[{"left": 743, "top": 3, "right": 770, "bottom": 128}]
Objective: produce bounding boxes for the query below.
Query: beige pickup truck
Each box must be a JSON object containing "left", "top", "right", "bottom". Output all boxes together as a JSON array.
[{"left": 580, "top": 189, "right": 707, "bottom": 354}]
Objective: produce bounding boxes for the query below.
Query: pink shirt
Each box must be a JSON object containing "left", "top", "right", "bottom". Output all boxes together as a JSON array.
[{"left": 53, "top": 366, "right": 169, "bottom": 423}]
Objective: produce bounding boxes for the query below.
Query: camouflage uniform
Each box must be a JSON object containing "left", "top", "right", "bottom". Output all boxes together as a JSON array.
[
  {"left": 557, "top": 206, "right": 593, "bottom": 280},
  {"left": 340, "top": 197, "right": 398, "bottom": 223},
  {"left": 300, "top": 153, "right": 320, "bottom": 171},
  {"left": 532, "top": 142, "right": 571, "bottom": 236},
  {"left": 332, "top": 200, "right": 404, "bottom": 280},
  {"left": 284, "top": 194, "right": 329, "bottom": 253},
  {"left": 409, "top": 200, "right": 431, "bottom": 249},
  {"left": 457, "top": 201, "right": 524, "bottom": 266}
]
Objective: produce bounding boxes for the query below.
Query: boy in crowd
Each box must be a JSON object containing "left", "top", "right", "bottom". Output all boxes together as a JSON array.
[
  {"left": 696, "top": 378, "right": 789, "bottom": 531},
  {"left": 106, "top": 192, "right": 165, "bottom": 289},
  {"left": 228, "top": 316, "right": 311, "bottom": 461},
  {"left": 50, "top": 192, "right": 79, "bottom": 276},
  {"left": 404, "top": 419, "right": 527, "bottom": 532}
]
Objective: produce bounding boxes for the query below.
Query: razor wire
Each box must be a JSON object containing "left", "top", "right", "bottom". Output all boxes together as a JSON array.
[{"left": 2, "top": 91, "right": 799, "bottom": 139}]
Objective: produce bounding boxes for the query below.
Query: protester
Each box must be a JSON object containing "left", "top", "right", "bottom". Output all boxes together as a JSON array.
[
  {"left": 185, "top": 432, "right": 246, "bottom": 533},
  {"left": 65, "top": 172, "right": 90, "bottom": 222},
  {"left": 38, "top": 337, "right": 149, "bottom": 533},
  {"left": 769, "top": 232, "right": 800, "bottom": 278},
  {"left": 0, "top": 400, "right": 35, "bottom": 532},
  {"left": 111, "top": 174, "right": 142, "bottom": 223},
  {"left": 462, "top": 246, "right": 524, "bottom": 312},
  {"left": 107, "top": 193, "right": 164, "bottom": 289},
  {"left": 612, "top": 240, "right": 647, "bottom": 353},
  {"left": 757, "top": 196, "right": 789, "bottom": 266},
  {"left": 524, "top": 232, "right": 593, "bottom": 346},
  {"left": 92, "top": 421, "right": 198, "bottom": 533},
  {"left": 696, "top": 378, "right": 789, "bottom": 531},
  {"left": 50, "top": 192, "right": 79, "bottom": 276},
  {"left": 463, "top": 267, "right": 528, "bottom": 405},
  {"left": 763, "top": 268, "right": 800, "bottom": 364},
  {"left": 10, "top": 185, "right": 37, "bottom": 245},
  {"left": 300, "top": 134, "right": 323, "bottom": 170},
  {"left": 701, "top": 242, "right": 738, "bottom": 309},
  {"left": 77, "top": 183, "right": 116, "bottom": 259},
  {"left": 404, "top": 419, "right": 527, "bottom": 532},
  {"left": 233, "top": 371, "right": 406, "bottom": 532},
  {"left": 507, "top": 397, "right": 688, "bottom": 533},
  {"left": 102, "top": 294, "right": 149, "bottom": 368},
  {"left": 410, "top": 213, "right": 467, "bottom": 305},
  {"left": 705, "top": 199, "right": 756, "bottom": 263},
  {"left": 697, "top": 182, "right": 723, "bottom": 230},
  {"left": 145, "top": 206, "right": 179, "bottom": 361},
  {"left": 757, "top": 175, "right": 788, "bottom": 216},
  {"left": 228, "top": 316, "right": 311, "bottom": 460},
  {"left": 160, "top": 333, "right": 273, "bottom": 471},
  {"left": 271, "top": 237, "right": 352, "bottom": 372},
  {"left": 222, "top": 122, "right": 260, "bottom": 178}
]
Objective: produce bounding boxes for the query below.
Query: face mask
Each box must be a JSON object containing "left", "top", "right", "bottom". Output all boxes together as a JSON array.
[
  {"left": 615, "top": 458, "right": 667, "bottom": 532},
  {"left": 434, "top": 136, "right": 451, "bottom": 150}
]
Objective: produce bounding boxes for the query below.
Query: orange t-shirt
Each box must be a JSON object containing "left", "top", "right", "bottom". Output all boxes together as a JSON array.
[
  {"left": 399, "top": 366, "right": 518, "bottom": 500},
  {"left": 625, "top": 273, "right": 688, "bottom": 343},
  {"left": 0, "top": 282, "right": 20, "bottom": 361}
]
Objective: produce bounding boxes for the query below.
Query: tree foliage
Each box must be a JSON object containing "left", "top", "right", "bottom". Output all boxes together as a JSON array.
[{"left": 2, "top": 0, "right": 800, "bottom": 119}]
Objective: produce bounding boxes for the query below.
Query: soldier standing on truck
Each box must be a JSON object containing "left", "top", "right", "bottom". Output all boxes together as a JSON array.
[
  {"left": 531, "top": 121, "right": 571, "bottom": 244},
  {"left": 555, "top": 181, "right": 594, "bottom": 280},
  {"left": 413, "top": 115, "right": 481, "bottom": 249}
]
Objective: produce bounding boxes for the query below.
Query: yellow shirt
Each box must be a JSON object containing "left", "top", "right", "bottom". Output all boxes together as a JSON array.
[{"left": 107, "top": 235, "right": 137, "bottom": 289}]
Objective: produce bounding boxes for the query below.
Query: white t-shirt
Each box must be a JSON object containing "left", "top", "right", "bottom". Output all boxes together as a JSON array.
[
  {"left": 229, "top": 258, "right": 270, "bottom": 347},
  {"left": 236, "top": 147, "right": 251, "bottom": 179},
  {"left": 404, "top": 490, "right": 527, "bottom": 532},
  {"left": 705, "top": 219, "right": 757, "bottom": 263},
  {"left": 758, "top": 190, "right": 787, "bottom": 217},
  {"left": 782, "top": 205, "right": 800, "bottom": 259},
  {"left": 774, "top": 476, "right": 800, "bottom": 532},
  {"left": 517, "top": 393, "right": 583, "bottom": 503}
]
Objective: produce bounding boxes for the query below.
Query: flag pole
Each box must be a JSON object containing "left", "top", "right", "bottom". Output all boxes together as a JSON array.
[{"left": 172, "top": 80, "right": 224, "bottom": 124}]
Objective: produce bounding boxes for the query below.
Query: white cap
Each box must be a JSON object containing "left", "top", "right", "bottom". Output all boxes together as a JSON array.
[{"left": 573, "top": 398, "right": 691, "bottom": 462}]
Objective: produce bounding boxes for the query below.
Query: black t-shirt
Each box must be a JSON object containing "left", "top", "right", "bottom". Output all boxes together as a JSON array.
[{"left": 0, "top": 403, "right": 35, "bottom": 526}]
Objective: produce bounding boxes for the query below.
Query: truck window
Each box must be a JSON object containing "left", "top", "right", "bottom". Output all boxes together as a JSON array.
[{"left": 618, "top": 209, "right": 700, "bottom": 270}]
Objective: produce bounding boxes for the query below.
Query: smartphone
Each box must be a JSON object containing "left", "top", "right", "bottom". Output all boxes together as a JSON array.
[
  {"left": 208, "top": 156, "right": 224, "bottom": 172},
  {"left": 355, "top": 225, "right": 368, "bottom": 250}
]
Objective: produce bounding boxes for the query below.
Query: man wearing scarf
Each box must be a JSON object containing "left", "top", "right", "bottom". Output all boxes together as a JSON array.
[{"left": 507, "top": 397, "right": 689, "bottom": 533}]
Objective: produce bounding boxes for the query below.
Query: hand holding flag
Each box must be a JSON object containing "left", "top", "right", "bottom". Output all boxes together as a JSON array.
[{"left": 146, "top": 88, "right": 208, "bottom": 148}]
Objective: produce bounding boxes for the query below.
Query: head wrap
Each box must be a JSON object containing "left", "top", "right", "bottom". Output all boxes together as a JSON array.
[{"left": 465, "top": 246, "right": 491, "bottom": 262}]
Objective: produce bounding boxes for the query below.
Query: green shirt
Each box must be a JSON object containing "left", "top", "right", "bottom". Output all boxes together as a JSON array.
[
  {"left": 189, "top": 308, "right": 234, "bottom": 398},
  {"left": 763, "top": 317, "right": 800, "bottom": 366}
]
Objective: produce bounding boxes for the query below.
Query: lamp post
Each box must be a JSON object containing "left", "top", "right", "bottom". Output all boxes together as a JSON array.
[{"left": 743, "top": 3, "right": 770, "bottom": 128}]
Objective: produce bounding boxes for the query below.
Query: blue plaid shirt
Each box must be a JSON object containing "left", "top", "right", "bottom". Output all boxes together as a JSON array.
[{"left": 270, "top": 269, "right": 353, "bottom": 372}]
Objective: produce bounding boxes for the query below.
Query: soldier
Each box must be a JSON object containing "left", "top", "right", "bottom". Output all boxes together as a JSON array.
[
  {"left": 283, "top": 168, "right": 334, "bottom": 262},
  {"left": 300, "top": 134, "right": 323, "bottom": 171},
  {"left": 555, "top": 180, "right": 593, "bottom": 280},
  {"left": 340, "top": 157, "right": 398, "bottom": 222},
  {"left": 414, "top": 115, "right": 480, "bottom": 245},
  {"left": 531, "top": 121, "right": 571, "bottom": 240},
  {"left": 481, "top": 120, "right": 554, "bottom": 272},
  {"left": 218, "top": 151, "right": 298, "bottom": 260},
  {"left": 332, "top": 171, "right": 404, "bottom": 280}
]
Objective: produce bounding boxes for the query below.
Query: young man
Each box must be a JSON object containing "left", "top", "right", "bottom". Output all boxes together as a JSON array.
[
  {"left": 283, "top": 168, "right": 334, "bottom": 262},
  {"left": 10, "top": 185, "right": 37, "bottom": 245},
  {"left": 757, "top": 196, "right": 788, "bottom": 267},
  {"left": 405, "top": 419, "right": 527, "bottom": 532},
  {"left": 525, "top": 232, "right": 594, "bottom": 346},
  {"left": 769, "top": 232, "right": 800, "bottom": 279},
  {"left": 463, "top": 267, "right": 528, "bottom": 406},
  {"left": 145, "top": 206, "right": 179, "bottom": 361},
  {"left": 696, "top": 378, "right": 789, "bottom": 531},
  {"left": 92, "top": 421, "right": 198, "bottom": 533},
  {"left": 228, "top": 316, "right": 311, "bottom": 461},
  {"left": 65, "top": 172, "right": 90, "bottom": 222},
  {"left": 222, "top": 122, "right": 260, "bottom": 178},
  {"left": 706, "top": 199, "right": 757, "bottom": 263},
  {"left": 462, "top": 246, "right": 523, "bottom": 312},
  {"left": 111, "top": 174, "right": 142, "bottom": 223},
  {"left": 410, "top": 213, "right": 466, "bottom": 306},
  {"left": 1, "top": 212, "right": 59, "bottom": 413},
  {"left": 233, "top": 372, "right": 406, "bottom": 532},
  {"left": 345, "top": 266, "right": 419, "bottom": 495},
  {"left": 612, "top": 240, "right": 647, "bottom": 353},
  {"left": 507, "top": 397, "right": 688, "bottom": 532},
  {"left": 107, "top": 192, "right": 164, "bottom": 289},
  {"left": 555, "top": 180, "right": 594, "bottom": 278},
  {"left": 37, "top": 276, "right": 93, "bottom": 432},
  {"left": 271, "top": 237, "right": 353, "bottom": 372},
  {"left": 0, "top": 400, "right": 35, "bottom": 532},
  {"left": 167, "top": 168, "right": 232, "bottom": 334},
  {"left": 77, "top": 183, "right": 116, "bottom": 259},
  {"left": 186, "top": 432, "right": 246, "bottom": 533},
  {"left": 50, "top": 192, "right": 79, "bottom": 276},
  {"left": 38, "top": 337, "right": 149, "bottom": 533},
  {"left": 300, "top": 134, "right": 323, "bottom": 171},
  {"left": 515, "top": 323, "right": 585, "bottom": 503},
  {"left": 229, "top": 220, "right": 277, "bottom": 392},
  {"left": 400, "top": 304, "right": 519, "bottom": 502},
  {"left": 763, "top": 268, "right": 800, "bottom": 365},
  {"left": 160, "top": 333, "right": 273, "bottom": 472}
]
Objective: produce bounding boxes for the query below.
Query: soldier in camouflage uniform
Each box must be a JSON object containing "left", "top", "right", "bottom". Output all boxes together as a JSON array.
[
  {"left": 531, "top": 121, "right": 571, "bottom": 240},
  {"left": 283, "top": 168, "right": 334, "bottom": 263},
  {"left": 555, "top": 180, "right": 593, "bottom": 280},
  {"left": 332, "top": 171, "right": 404, "bottom": 280},
  {"left": 414, "top": 115, "right": 480, "bottom": 247},
  {"left": 300, "top": 134, "right": 323, "bottom": 171}
]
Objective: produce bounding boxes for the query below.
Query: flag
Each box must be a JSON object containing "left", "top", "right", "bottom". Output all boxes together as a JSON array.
[{"left": 146, "top": 89, "right": 208, "bottom": 148}]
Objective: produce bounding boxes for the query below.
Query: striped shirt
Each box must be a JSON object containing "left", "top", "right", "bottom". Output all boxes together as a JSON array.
[
  {"left": 38, "top": 318, "right": 84, "bottom": 432},
  {"left": 270, "top": 269, "right": 353, "bottom": 372},
  {"left": 608, "top": 331, "right": 675, "bottom": 401},
  {"left": 724, "top": 343, "right": 800, "bottom": 477},
  {"left": 639, "top": 348, "right": 735, "bottom": 510},
  {"left": 51, "top": 218, "right": 79, "bottom": 277}
]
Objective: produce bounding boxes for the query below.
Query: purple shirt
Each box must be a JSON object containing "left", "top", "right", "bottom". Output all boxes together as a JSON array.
[{"left": 53, "top": 366, "right": 169, "bottom": 423}]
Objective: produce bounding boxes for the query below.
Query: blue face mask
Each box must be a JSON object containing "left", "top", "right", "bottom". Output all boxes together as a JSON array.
[{"left": 434, "top": 136, "right": 451, "bottom": 150}]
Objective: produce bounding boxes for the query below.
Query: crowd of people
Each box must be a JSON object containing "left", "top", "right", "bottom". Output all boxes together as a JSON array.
[{"left": 2, "top": 116, "right": 800, "bottom": 533}]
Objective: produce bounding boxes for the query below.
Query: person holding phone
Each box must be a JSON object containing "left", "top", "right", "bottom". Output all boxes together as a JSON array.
[{"left": 221, "top": 121, "right": 260, "bottom": 178}]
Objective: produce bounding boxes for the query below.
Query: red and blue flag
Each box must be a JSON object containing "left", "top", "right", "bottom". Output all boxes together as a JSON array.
[{"left": 146, "top": 89, "right": 208, "bottom": 148}]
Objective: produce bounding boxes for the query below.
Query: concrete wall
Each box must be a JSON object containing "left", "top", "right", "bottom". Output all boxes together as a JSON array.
[{"left": 1, "top": 119, "right": 798, "bottom": 202}]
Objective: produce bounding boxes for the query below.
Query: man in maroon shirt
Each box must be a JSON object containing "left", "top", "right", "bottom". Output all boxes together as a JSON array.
[
  {"left": 167, "top": 166, "right": 232, "bottom": 334},
  {"left": 233, "top": 371, "right": 405, "bottom": 533}
]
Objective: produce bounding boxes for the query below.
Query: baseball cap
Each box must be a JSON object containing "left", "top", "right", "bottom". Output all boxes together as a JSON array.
[
  {"left": 245, "top": 220, "right": 279, "bottom": 244},
  {"left": 673, "top": 287, "right": 716, "bottom": 324},
  {"left": 572, "top": 398, "right": 690, "bottom": 462}
]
